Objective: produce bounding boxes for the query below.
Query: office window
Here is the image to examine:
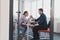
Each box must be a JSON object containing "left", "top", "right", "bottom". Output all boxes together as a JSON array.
[
  {"left": 23, "top": 0, "right": 42, "bottom": 18},
  {"left": 43, "top": 0, "right": 50, "bottom": 18},
  {"left": 31, "top": 0, "right": 43, "bottom": 18},
  {"left": 23, "top": 0, "right": 50, "bottom": 20},
  {"left": 23, "top": 1, "right": 31, "bottom": 17},
  {"left": 13, "top": 0, "right": 18, "bottom": 17},
  {"left": 31, "top": 1, "right": 37, "bottom": 18},
  {"left": 43, "top": 0, "right": 50, "bottom": 22}
]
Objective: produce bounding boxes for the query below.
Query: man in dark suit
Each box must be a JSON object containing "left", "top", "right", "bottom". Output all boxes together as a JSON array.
[{"left": 32, "top": 8, "right": 48, "bottom": 40}]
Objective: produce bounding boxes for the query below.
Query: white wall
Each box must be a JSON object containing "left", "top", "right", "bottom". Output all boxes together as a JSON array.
[
  {"left": 0, "top": 0, "right": 9, "bottom": 40},
  {"left": 54, "top": 0, "right": 60, "bottom": 33},
  {"left": 0, "top": 0, "right": 1, "bottom": 29},
  {"left": 0, "top": 0, "right": 1, "bottom": 38}
]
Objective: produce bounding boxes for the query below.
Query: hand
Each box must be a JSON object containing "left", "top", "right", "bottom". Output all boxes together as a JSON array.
[
  {"left": 30, "top": 15, "right": 33, "bottom": 18},
  {"left": 32, "top": 21, "right": 38, "bottom": 23},
  {"left": 30, "top": 15, "right": 34, "bottom": 19},
  {"left": 36, "top": 22, "right": 38, "bottom": 23},
  {"left": 48, "top": 28, "right": 50, "bottom": 30},
  {"left": 22, "top": 23, "right": 26, "bottom": 26},
  {"left": 29, "top": 24, "right": 35, "bottom": 28}
]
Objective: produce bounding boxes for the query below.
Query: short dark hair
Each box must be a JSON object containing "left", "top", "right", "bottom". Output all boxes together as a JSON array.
[
  {"left": 39, "top": 8, "right": 43, "bottom": 12},
  {"left": 23, "top": 11, "right": 28, "bottom": 15}
]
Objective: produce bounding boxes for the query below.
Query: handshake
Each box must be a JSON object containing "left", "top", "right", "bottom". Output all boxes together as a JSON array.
[
  {"left": 22, "top": 21, "right": 39, "bottom": 28},
  {"left": 21, "top": 15, "right": 39, "bottom": 28}
]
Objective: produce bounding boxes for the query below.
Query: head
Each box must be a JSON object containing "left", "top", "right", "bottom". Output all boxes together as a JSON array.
[
  {"left": 38, "top": 8, "right": 43, "bottom": 15},
  {"left": 23, "top": 11, "right": 28, "bottom": 17}
]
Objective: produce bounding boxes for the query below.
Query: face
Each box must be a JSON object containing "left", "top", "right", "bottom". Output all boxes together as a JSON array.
[
  {"left": 25, "top": 13, "right": 28, "bottom": 17},
  {"left": 38, "top": 10, "right": 43, "bottom": 15}
]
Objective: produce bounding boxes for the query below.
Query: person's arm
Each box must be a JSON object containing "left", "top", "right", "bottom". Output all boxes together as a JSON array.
[
  {"left": 19, "top": 16, "right": 27, "bottom": 26},
  {"left": 35, "top": 17, "right": 40, "bottom": 21}
]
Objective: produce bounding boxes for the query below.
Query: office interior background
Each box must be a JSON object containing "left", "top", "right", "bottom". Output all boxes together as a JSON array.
[
  {"left": 13, "top": 0, "right": 60, "bottom": 33},
  {"left": 13, "top": 0, "right": 60, "bottom": 40},
  {"left": 0, "top": 0, "right": 60, "bottom": 40}
]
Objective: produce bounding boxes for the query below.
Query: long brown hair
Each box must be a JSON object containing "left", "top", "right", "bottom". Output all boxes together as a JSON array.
[{"left": 23, "top": 11, "right": 28, "bottom": 15}]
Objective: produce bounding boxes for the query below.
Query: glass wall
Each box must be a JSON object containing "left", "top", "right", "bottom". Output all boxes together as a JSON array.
[
  {"left": 13, "top": 0, "right": 18, "bottom": 40},
  {"left": 13, "top": 0, "right": 51, "bottom": 40}
]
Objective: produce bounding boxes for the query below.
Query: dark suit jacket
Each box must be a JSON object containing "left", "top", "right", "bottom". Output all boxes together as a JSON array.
[{"left": 35, "top": 13, "right": 48, "bottom": 29}]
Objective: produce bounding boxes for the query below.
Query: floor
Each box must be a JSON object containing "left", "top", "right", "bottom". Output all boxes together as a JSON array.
[
  {"left": 54, "top": 33, "right": 60, "bottom": 40},
  {"left": 13, "top": 30, "right": 60, "bottom": 40}
]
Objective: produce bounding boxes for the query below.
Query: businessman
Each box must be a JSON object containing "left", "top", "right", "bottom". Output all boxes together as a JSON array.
[{"left": 32, "top": 8, "right": 48, "bottom": 40}]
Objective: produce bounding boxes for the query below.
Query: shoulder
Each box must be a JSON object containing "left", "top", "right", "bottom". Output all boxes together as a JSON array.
[
  {"left": 42, "top": 13, "right": 46, "bottom": 18},
  {"left": 42, "top": 13, "right": 46, "bottom": 17},
  {"left": 20, "top": 15, "right": 25, "bottom": 19},
  {"left": 21, "top": 15, "right": 26, "bottom": 18}
]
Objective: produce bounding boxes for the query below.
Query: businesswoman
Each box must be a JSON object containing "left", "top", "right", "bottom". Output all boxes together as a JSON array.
[{"left": 19, "top": 11, "right": 31, "bottom": 40}]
